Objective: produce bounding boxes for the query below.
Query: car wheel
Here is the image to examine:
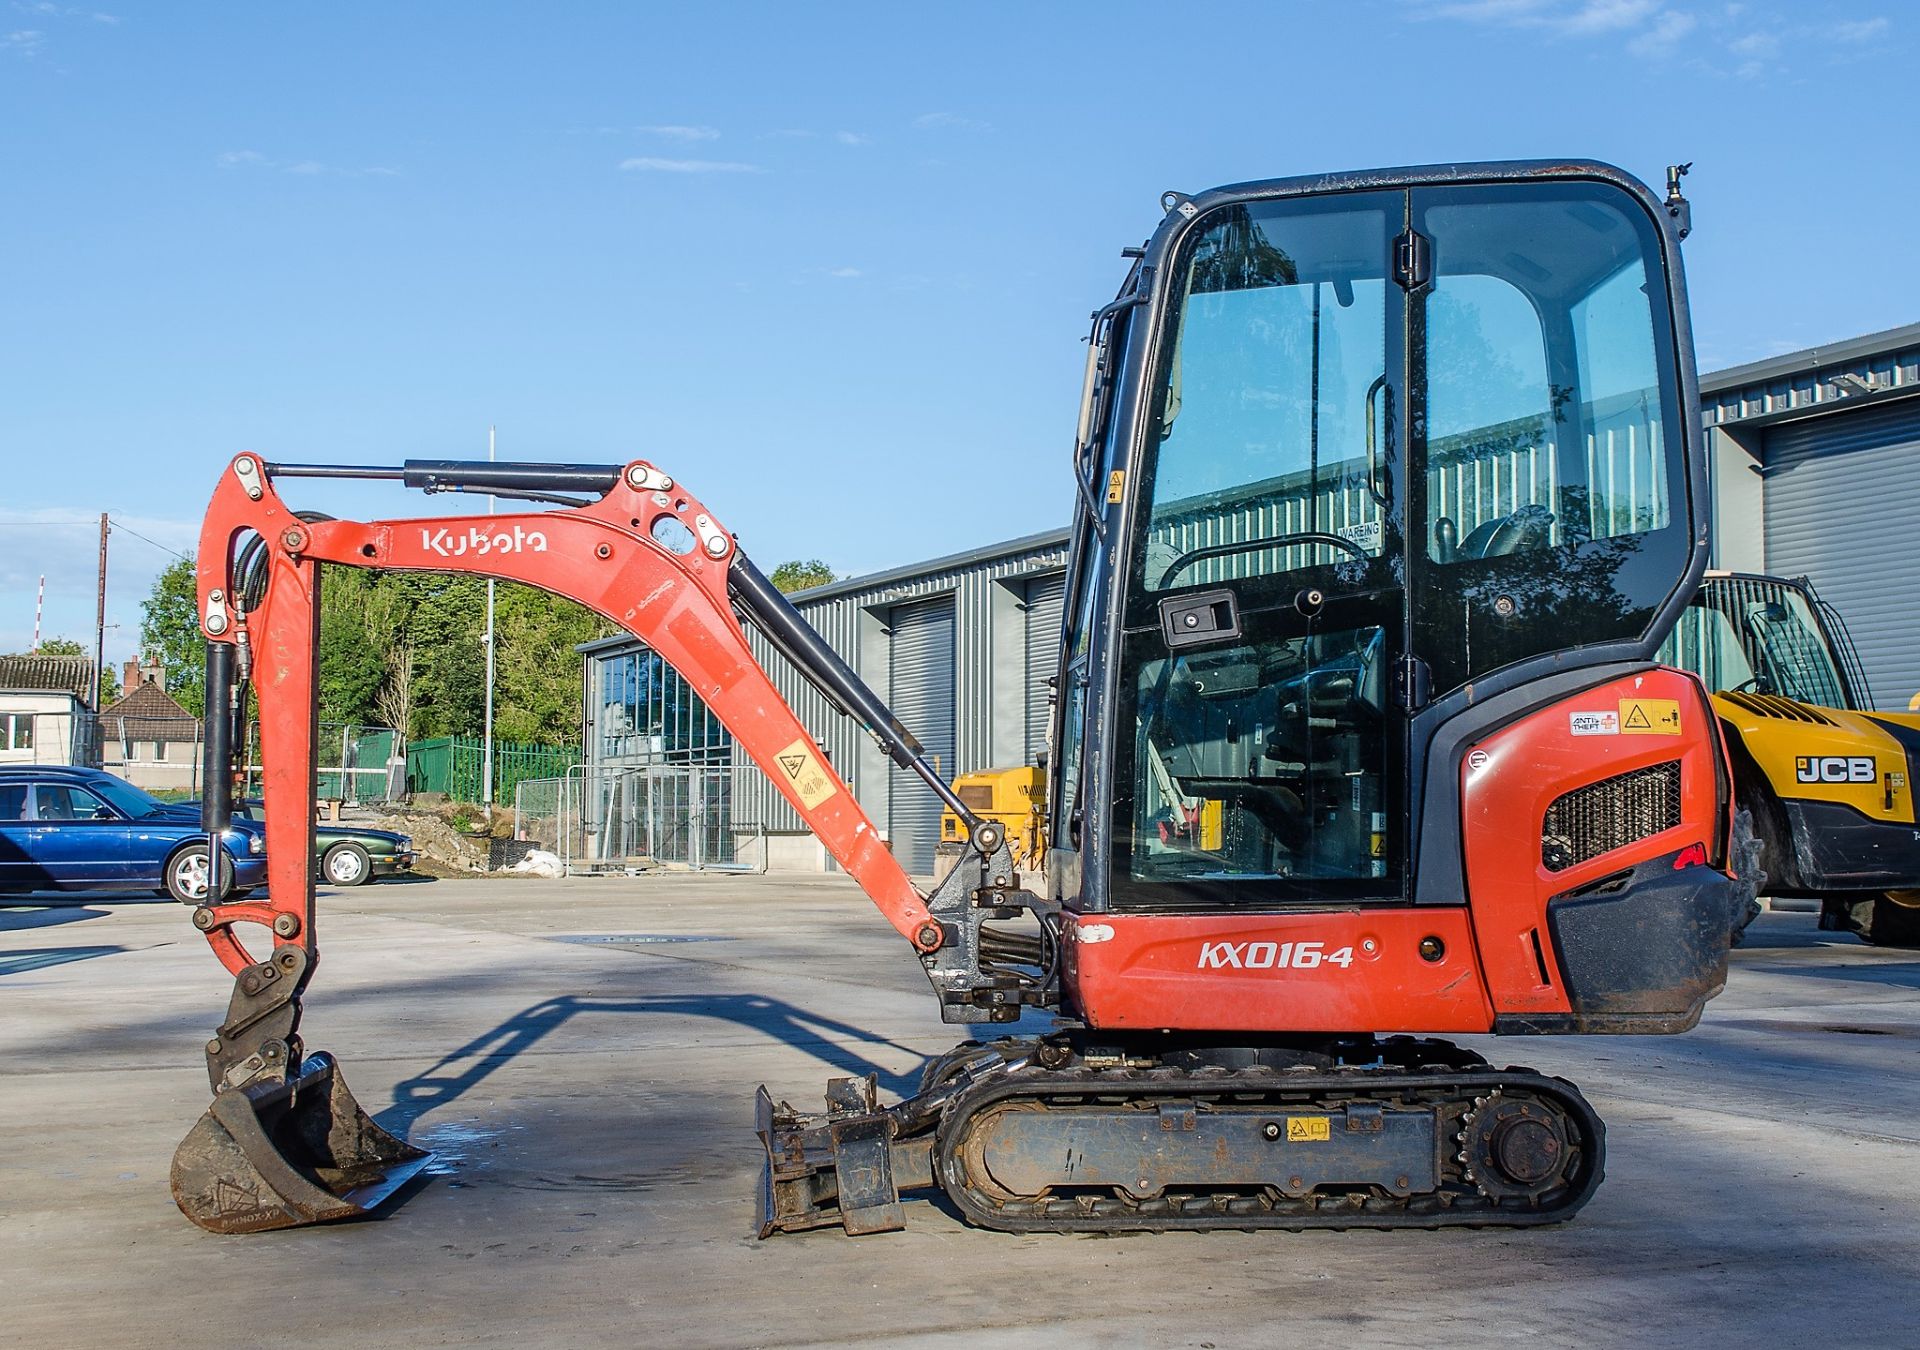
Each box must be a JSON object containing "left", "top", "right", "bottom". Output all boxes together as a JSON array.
[
  {"left": 322, "top": 842, "right": 373, "bottom": 887},
  {"left": 166, "top": 844, "right": 234, "bottom": 906}
]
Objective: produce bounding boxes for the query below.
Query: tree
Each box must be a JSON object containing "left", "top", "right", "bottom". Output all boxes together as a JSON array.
[
  {"left": 317, "top": 568, "right": 387, "bottom": 725},
  {"left": 769, "top": 559, "right": 837, "bottom": 594},
  {"left": 139, "top": 556, "right": 206, "bottom": 715},
  {"left": 491, "top": 582, "right": 610, "bottom": 742}
]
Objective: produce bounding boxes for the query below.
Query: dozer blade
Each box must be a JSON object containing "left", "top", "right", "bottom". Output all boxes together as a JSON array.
[
  {"left": 754, "top": 1076, "right": 935, "bottom": 1237},
  {"left": 172, "top": 1051, "right": 431, "bottom": 1234}
]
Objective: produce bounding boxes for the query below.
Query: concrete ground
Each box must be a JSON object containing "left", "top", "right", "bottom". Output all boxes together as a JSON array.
[{"left": 3, "top": 875, "right": 1918, "bottom": 1350}]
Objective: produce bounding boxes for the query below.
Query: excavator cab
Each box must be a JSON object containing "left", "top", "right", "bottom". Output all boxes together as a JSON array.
[{"left": 174, "top": 160, "right": 1752, "bottom": 1241}]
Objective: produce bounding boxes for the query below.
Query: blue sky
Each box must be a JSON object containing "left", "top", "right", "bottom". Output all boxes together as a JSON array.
[{"left": 1, "top": 0, "right": 1910, "bottom": 664}]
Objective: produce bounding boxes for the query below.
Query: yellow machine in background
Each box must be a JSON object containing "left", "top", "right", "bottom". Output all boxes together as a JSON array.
[
  {"left": 936, "top": 765, "right": 1047, "bottom": 879},
  {"left": 1663, "top": 572, "right": 1920, "bottom": 946}
]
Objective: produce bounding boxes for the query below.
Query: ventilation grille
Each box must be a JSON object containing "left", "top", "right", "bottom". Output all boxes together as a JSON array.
[
  {"left": 1542, "top": 760, "right": 1683, "bottom": 873},
  {"left": 1719, "top": 690, "right": 1836, "bottom": 725}
]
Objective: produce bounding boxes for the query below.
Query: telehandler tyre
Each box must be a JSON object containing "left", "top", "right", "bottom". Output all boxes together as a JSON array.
[{"left": 1845, "top": 893, "right": 1920, "bottom": 948}]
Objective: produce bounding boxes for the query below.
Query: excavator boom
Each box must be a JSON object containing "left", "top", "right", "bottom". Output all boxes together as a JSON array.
[{"left": 171, "top": 454, "right": 1052, "bottom": 1232}]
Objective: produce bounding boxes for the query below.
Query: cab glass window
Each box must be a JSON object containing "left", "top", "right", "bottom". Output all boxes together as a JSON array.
[
  {"left": 1415, "top": 182, "right": 1687, "bottom": 692},
  {"left": 1137, "top": 195, "right": 1395, "bottom": 596}
]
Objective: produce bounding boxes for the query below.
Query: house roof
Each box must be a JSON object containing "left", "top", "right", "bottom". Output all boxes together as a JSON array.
[
  {"left": 99, "top": 679, "right": 200, "bottom": 740},
  {"left": 0, "top": 654, "right": 95, "bottom": 705}
]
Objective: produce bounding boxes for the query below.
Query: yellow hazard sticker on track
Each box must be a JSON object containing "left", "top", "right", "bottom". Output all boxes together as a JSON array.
[
  {"left": 1286, "top": 1116, "right": 1331, "bottom": 1143},
  {"left": 1619, "top": 698, "right": 1682, "bottom": 735},
  {"left": 774, "top": 737, "right": 840, "bottom": 809}
]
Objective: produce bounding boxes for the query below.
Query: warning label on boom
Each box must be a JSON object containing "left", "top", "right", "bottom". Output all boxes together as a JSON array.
[
  {"left": 1618, "top": 698, "right": 1683, "bottom": 735},
  {"left": 773, "top": 737, "right": 840, "bottom": 809}
]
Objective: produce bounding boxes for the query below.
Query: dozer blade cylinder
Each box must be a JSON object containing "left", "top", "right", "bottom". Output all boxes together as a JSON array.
[{"left": 171, "top": 1052, "right": 431, "bottom": 1234}]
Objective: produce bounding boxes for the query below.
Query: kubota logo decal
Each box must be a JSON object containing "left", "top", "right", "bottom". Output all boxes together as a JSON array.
[
  {"left": 1197, "top": 940, "right": 1354, "bottom": 971},
  {"left": 420, "top": 525, "right": 549, "bottom": 558}
]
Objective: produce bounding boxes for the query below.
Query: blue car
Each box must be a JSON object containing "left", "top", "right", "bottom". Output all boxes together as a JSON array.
[{"left": 0, "top": 766, "right": 267, "bottom": 904}]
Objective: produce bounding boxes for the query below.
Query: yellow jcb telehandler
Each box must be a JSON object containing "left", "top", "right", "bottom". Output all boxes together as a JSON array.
[{"left": 1663, "top": 571, "right": 1920, "bottom": 945}]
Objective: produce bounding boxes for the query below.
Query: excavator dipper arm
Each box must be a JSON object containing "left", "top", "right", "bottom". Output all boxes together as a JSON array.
[
  {"left": 171, "top": 454, "right": 1054, "bottom": 1234},
  {"left": 194, "top": 453, "right": 952, "bottom": 968}
]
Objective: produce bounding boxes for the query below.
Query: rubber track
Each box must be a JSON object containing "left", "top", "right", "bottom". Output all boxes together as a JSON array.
[{"left": 932, "top": 1064, "right": 1605, "bottom": 1233}]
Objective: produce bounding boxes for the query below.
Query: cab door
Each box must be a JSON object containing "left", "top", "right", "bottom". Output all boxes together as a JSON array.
[{"left": 1108, "top": 190, "right": 1415, "bottom": 911}]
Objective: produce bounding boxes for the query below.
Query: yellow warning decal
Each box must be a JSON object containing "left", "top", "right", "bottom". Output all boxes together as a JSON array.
[
  {"left": 773, "top": 737, "right": 840, "bottom": 810},
  {"left": 1618, "top": 698, "right": 1682, "bottom": 735},
  {"left": 1107, "top": 469, "right": 1126, "bottom": 504},
  {"left": 1286, "top": 1116, "right": 1331, "bottom": 1143}
]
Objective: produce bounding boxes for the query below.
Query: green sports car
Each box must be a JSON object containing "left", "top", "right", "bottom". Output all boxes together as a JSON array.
[{"left": 183, "top": 799, "right": 417, "bottom": 886}]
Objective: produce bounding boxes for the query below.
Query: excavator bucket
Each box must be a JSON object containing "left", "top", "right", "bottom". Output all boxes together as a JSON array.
[{"left": 171, "top": 1051, "right": 431, "bottom": 1234}]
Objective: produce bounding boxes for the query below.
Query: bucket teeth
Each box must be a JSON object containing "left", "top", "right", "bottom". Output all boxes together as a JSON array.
[{"left": 171, "top": 1051, "right": 431, "bottom": 1234}]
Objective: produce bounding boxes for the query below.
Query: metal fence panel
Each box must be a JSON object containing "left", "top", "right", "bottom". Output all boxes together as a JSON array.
[{"left": 513, "top": 765, "right": 754, "bottom": 874}]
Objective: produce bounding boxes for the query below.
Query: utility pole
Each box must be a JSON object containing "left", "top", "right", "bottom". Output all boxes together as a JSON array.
[
  {"left": 93, "top": 514, "right": 108, "bottom": 710},
  {"left": 32, "top": 575, "right": 44, "bottom": 653},
  {"left": 481, "top": 425, "right": 497, "bottom": 806}
]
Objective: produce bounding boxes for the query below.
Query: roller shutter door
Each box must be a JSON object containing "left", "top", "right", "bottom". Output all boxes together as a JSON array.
[
  {"left": 1765, "top": 398, "right": 1920, "bottom": 708},
  {"left": 887, "top": 595, "right": 956, "bottom": 874},
  {"left": 1022, "top": 572, "right": 1066, "bottom": 765}
]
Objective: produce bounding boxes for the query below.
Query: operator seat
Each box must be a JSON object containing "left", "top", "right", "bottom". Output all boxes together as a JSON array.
[{"left": 1446, "top": 504, "right": 1555, "bottom": 561}]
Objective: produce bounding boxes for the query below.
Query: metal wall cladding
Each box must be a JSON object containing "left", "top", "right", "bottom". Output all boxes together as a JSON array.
[
  {"left": 1763, "top": 399, "right": 1920, "bottom": 709},
  {"left": 729, "top": 536, "right": 1069, "bottom": 841},
  {"left": 1703, "top": 341, "right": 1920, "bottom": 428},
  {"left": 1023, "top": 573, "right": 1066, "bottom": 765},
  {"left": 886, "top": 595, "right": 956, "bottom": 874}
]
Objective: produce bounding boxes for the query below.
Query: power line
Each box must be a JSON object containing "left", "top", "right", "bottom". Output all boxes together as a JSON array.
[
  {"left": 104, "top": 517, "right": 192, "bottom": 563},
  {"left": 4, "top": 515, "right": 193, "bottom": 562}
]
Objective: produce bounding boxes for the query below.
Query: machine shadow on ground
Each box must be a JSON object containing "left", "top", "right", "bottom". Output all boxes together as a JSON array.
[{"left": 381, "top": 992, "right": 936, "bottom": 1133}]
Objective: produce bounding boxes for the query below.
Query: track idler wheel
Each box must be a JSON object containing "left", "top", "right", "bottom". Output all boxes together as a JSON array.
[
  {"left": 1460, "top": 1093, "right": 1579, "bottom": 1204},
  {"left": 171, "top": 1051, "right": 431, "bottom": 1234}
]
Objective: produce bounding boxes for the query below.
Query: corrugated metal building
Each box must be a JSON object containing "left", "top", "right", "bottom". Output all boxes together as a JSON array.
[
  {"left": 582, "top": 529, "right": 1068, "bottom": 873},
  {"left": 1702, "top": 321, "right": 1920, "bottom": 707},
  {"left": 582, "top": 321, "right": 1920, "bottom": 868}
]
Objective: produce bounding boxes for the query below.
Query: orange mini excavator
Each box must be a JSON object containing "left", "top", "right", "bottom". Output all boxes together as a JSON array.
[{"left": 172, "top": 160, "right": 1757, "bottom": 1238}]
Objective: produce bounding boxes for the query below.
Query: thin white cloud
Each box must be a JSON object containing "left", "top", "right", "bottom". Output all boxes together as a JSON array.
[
  {"left": 912, "top": 111, "right": 990, "bottom": 131},
  {"left": 215, "top": 149, "right": 400, "bottom": 177},
  {"left": 14, "top": 2, "right": 118, "bottom": 20},
  {"left": 1627, "top": 8, "right": 1698, "bottom": 57},
  {"left": 1560, "top": 0, "right": 1660, "bottom": 34},
  {"left": 1, "top": 27, "right": 44, "bottom": 53},
  {"left": 636, "top": 124, "right": 721, "bottom": 142},
  {"left": 1428, "top": 0, "right": 1657, "bottom": 33},
  {"left": 835, "top": 131, "right": 872, "bottom": 146},
  {"left": 826, "top": 267, "right": 862, "bottom": 278},
  {"left": 620, "top": 156, "right": 763, "bottom": 174},
  {"left": 1829, "top": 16, "right": 1889, "bottom": 42}
]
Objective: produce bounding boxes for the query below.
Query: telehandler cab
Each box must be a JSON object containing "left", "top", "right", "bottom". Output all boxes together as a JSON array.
[
  {"left": 1665, "top": 571, "right": 1920, "bottom": 946},
  {"left": 173, "top": 160, "right": 1756, "bottom": 1239}
]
